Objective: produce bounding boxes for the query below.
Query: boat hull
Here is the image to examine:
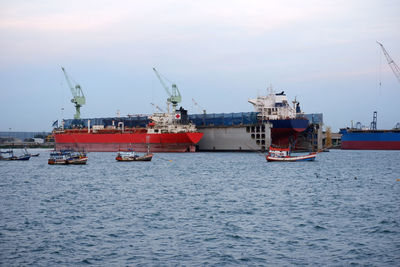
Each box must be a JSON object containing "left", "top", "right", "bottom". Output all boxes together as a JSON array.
[
  {"left": 66, "top": 157, "right": 88, "bottom": 164},
  {"left": 340, "top": 129, "right": 400, "bottom": 150},
  {"left": 48, "top": 159, "right": 68, "bottom": 165},
  {"left": 116, "top": 154, "right": 153, "bottom": 161},
  {"left": 266, "top": 153, "right": 316, "bottom": 162},
  {"left": 54, "top": 132, "right": 204, "bottom": 152},
  {"left": 2, "top": 155, "right": 31, "bottom": 161}
]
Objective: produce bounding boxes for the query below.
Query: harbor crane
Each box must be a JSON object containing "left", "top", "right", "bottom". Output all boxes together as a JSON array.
[
  {"left": 61, "top": 67, "right": 86, "bottom": 119},
  {"left": 152, "top": 67, "right": 182, "bottom": 111},
  {"left": 370, "top": 111, "right": 377, "bottom": 130},
  {"left": 377, "top": 41, "right": 400, "bottom": 84}
]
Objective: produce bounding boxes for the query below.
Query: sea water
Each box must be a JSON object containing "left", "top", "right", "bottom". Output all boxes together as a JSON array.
[{"left": 0, "top": 149, "right": 399, "bottom": 265}]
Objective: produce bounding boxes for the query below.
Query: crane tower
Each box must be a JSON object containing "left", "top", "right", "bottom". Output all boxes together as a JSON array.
[
  {"left": 61, "top": 67, "right": 86, "bottom": 119},
  {"left": 152, "top": 67, "right": 182, "bottom": 111}
]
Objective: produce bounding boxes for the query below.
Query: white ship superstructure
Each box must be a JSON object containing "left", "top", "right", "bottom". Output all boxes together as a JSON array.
[
  {"left": 248, "top": 88, "right": 301, "bottom": 121},
  {"left": 147, "top": 111, "right": 198, "bottom": 134}
]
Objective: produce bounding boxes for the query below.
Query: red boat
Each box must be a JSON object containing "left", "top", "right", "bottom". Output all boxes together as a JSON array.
[
  {"left": 54, "top": 112, "right": 204, "bottom": 152},
  {"left": 266, "top": 147, "right": 317, "bottom": 162}
]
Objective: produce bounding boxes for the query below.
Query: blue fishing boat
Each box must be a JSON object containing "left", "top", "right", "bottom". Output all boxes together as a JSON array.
[{"left": 0, "top": 149, "right": 30, "bottom": 161}]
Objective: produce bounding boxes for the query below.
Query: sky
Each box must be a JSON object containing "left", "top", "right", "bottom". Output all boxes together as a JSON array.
[{"left": 0, "top": 0, "right": 399, "bottom": 132}]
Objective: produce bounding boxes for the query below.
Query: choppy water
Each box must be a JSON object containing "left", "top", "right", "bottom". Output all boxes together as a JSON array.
[{"left": 1, "top": 149, "right": 399, "bottom": 266}]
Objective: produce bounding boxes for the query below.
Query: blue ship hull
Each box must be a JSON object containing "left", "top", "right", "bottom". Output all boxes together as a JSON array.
[{"left": 340, "top": 129, "right": 400, "bottom": 150}]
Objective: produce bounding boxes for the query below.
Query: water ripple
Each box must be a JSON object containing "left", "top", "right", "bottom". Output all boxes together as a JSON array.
[{"left": 0, "top": 149, "right": 399, "bottom": 265}]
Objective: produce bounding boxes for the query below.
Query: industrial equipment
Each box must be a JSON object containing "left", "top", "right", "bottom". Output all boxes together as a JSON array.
[
  {"left": 61, "top": 67, "right": 86, "bottom": 119},
  {"left": 370, "top": 111, "right": 377, "bottom": 130},
  {"left": 377, "top": 41, "right": 400, "bottom": 84},
  {"left": 152, "top": 67, "right": 182, "bottom": 111}
]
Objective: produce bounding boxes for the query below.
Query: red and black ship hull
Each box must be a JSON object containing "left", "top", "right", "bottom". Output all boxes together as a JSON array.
[{"left": 269, "top": 118, "right": 309, "bottom": 146}]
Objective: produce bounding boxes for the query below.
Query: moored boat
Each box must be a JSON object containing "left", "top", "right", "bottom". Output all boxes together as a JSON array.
[
  {"left": 266, "top": 147, "right": 316, "bottom": 162},
  {"left": 54, "top": 107, "right": 203, "bottom": 153},
  {"left": 48, "top": 150, "right": 87, "bottom": 165},
  {"left": 48, "top": 151, "right": 69, "bottom": 165},
  {"left": 66, "top": 151, "right": 88, "bottom": 164},
  {"left": 248, "top": 88, "right": 309, "bottom": 148},
  {"left": 340, "top": 128, "right": 400, "bottom": 150},
  {"left": 340, "top": 112, "right": 400, "bottom": 150},
  {"left": 116, "top": 150, "right": 153, "bottom": 161},
  {"left": 0, "top": 150, "right": 30, "bottom": 161}
]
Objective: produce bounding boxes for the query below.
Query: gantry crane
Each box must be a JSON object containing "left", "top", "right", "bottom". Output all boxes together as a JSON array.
[
  {"left": 370, "top": 111, "right": 377, "bottom": 130},
  {"left": 61, "top": 67, "right": 86, "bottom": 119},
  {"left": 152, "top": 67, "right": 182, "bottom": 111},
  {"left": 377, "top": 41, "right": 400, "bottom": 84}
]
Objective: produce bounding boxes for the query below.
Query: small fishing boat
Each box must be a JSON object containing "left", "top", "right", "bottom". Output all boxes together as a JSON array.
[
  {"left": 13, "top": 154, "right": 31, "bottom": 160},
  {"left": 66, "top": 151, "right": 88, "bottom": 165},
  {"left": 266, "top": 147, "right": 316, "bottom": 162},
  {"left": 0, "top": 150, "right": 13, "bottom": 161},
  {"left": 48, "top": 151, "right": 69, "bottom": 165},
  {"left": 48, "top": 150, "right": 88, "bottom": 165},
  {"left": 0, "top": 150, "right": 30, "bottom": 161},
  {"left": 116, "top": 150, "right": 153, "bottom": 162}
]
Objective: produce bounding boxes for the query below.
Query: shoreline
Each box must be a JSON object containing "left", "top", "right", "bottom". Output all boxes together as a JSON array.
[{"left": 0, "top": 143, "right": 54, "bottom": 149}]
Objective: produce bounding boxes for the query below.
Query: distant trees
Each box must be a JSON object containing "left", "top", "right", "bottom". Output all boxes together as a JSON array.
[{"left": 325, "top": 126, "right": 332, "bottom": 148}]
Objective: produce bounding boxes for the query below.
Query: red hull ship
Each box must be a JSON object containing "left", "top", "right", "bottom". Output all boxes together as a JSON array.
[
  {"left": 54, "top": 129, "right": 203, "bottom": 152},
  {"left": 54, "top": 111, "right": 204, "bottom": 152}
]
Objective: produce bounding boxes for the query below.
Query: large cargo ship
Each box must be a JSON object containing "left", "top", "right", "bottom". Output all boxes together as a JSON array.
[
  {"left": 340, "top": 129, "right": 400, "bottom": 150},
  {"left": 190, "top": 90, "right": 310, "bottom": 151},
  {"left": 58, "top": 89, "right": 316, "bottom": 152},
  {"left": 340, "top": 112, "right": 400, "bottom": 150},
  {"left": 54, "top": 108, "right": 203, "bottom": 152}
]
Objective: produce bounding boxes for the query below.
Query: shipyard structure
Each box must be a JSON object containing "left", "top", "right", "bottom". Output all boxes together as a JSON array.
[{"left": 57, "top": 90, "right": 323, "bottom": 152}]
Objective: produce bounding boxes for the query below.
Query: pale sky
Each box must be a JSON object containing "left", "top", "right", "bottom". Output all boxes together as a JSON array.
[{"left": 1, "top": 0, "right": 399, "bottom": 132}]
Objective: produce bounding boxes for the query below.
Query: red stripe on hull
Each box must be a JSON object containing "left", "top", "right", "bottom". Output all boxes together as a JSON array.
[
  {"left": 341, "top": 141, "right": 400, "bottom": 150},
  {"left": 54, "top": 132, "right": 204, "bottom": 152}
]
